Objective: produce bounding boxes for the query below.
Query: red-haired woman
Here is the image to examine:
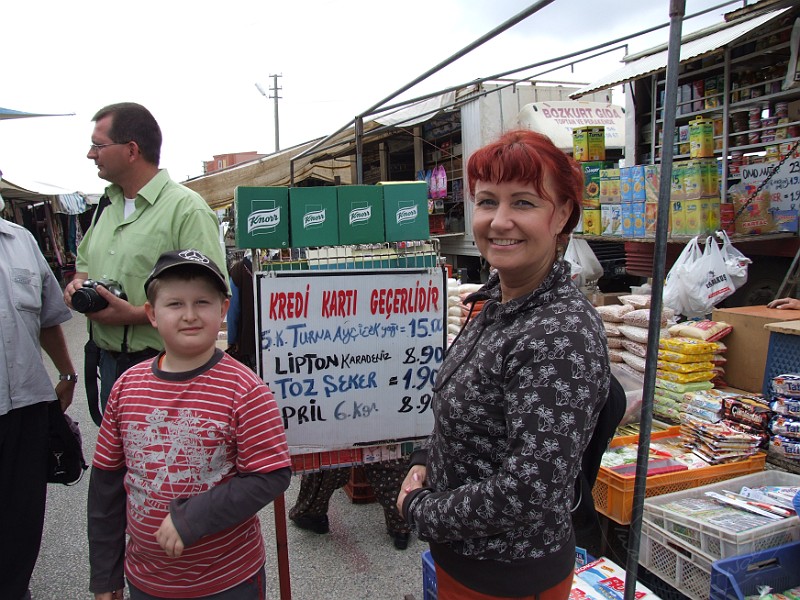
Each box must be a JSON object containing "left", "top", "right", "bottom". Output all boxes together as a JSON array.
[{"left": 398, "top": 130, "right": 610, "bottom": 600}]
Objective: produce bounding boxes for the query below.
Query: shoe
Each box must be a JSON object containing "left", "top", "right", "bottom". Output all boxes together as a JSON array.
[
  {"left": 389, "top": 530, "right": 410, "bottom": 550},
  {"left": 290, "top": 514, "right": 329, "bottom": 534}
]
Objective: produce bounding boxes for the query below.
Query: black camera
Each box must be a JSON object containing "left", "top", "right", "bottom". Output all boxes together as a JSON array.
[{"left": 72, "top": 279, "right": 127, "bottom": 313}]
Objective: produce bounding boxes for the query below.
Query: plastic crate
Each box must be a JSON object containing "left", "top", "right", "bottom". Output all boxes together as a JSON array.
[
  {"left": 710, "top": 540, "right": 800, "bottom": 600},
  {"left": 594, "top": 441, "right": 767, "bottom": 525},
  {"left": 640, "top": 520, "right": 715, "bottom": 600},
  {"left": 643, "top": 470, "right": 800, "bottom": 560},
  {"left": 422, "top": 550, "right": 437, "bottom": 600}
]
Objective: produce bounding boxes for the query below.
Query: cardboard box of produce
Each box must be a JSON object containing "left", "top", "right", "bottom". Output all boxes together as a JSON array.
[{"left": 711, "top": 305, "right": 800, "bottom": 393}]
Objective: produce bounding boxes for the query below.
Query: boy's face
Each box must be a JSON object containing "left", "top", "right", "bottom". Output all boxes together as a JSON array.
[{"left": 144, "top": 276, "right": 229, "bottom": 360}]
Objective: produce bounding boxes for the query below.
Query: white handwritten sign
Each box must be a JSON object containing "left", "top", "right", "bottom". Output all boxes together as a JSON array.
[
  {"left": 257, "top": 270, "right": 444, "bottom": 452},
  {"left": 740, "top": 157, "right": 800, "bottom": 211}
]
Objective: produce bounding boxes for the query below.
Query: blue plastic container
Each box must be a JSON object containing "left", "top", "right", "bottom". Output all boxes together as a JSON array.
[
  {"left": 422, "top": 550, "right": 437, "bottom": 600},
  {"left": 710, "top": 540, "right": 800, "bottom": 600}
]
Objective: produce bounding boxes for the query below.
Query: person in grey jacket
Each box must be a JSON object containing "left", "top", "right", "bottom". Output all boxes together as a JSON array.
[{"left": 398, "top": 130, "right": 610, "bottom": 600}]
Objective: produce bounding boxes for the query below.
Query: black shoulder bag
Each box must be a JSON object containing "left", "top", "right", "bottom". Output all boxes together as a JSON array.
[{"left": 47, "top": 401, "right": 88, "bottom": 485}]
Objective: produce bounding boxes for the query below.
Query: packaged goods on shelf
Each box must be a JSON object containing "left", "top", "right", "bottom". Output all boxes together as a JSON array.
[
  {"left": 690, "top": 117, "right": 715, "bottom": 158},
  {"left": 643, "top": 471, "right": 800, "bottom": 564},
  {"left": 594, "top": 426, "right": 766, "bottom": 524},
  {"left": 573, "top": 126, "right": 606, "bottom": 162},
  {"left": 575, "top": 557, "right": 660, "bottom": 600},
  {"left": 667, "top": 322, "right": 733, "bottom": 343},
  {"left": 600, "top": 203, "right": 622, "bottom": 236},
  {"left": 599, "top": 168, "right": 621, "bottom": 203},
  {"left": 581, "top": 161, "right": 613, "bottom": 208},
  {"left": 582, "top": 208, "right": 602, "bottom": 235}
]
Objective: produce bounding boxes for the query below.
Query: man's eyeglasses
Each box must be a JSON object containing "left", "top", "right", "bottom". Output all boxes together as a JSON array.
[{"left": 89, "top": 142, "right": 127, "bottom": 152}]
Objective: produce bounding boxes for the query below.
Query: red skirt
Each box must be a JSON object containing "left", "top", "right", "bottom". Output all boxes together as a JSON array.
[{"left": 434, "top": 561, "right": 573, "bottom": 600}]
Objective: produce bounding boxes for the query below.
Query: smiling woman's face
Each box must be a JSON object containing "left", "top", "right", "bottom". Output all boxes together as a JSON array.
[{"left": 472, "top": 178, "right": 571, "bottom": 300}]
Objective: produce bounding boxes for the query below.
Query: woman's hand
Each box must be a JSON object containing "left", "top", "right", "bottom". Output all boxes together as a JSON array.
[
  {"left": 396, "top": 465, "right": 426, "bottom": 514},
  {"left": 767, "top": 297, "right": 800, "bottom": 310}
]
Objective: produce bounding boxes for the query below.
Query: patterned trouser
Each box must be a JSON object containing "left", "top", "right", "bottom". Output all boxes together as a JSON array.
[{"left": 288, "top": 459, "right": 409, "bottom": 534}]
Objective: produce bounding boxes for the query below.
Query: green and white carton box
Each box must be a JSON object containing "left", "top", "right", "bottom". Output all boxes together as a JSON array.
[
  {"left": 337, "top": 185, "right": 385, "bottom": 245},
  {"left": 234, "top": 186, "right": 290, "bottom": 249},
  {"left": 289, "top": 186, "right": 339, "bottom": 247},
  {"left": 380, "top": 181, "right": 429, "bottom": 242}
]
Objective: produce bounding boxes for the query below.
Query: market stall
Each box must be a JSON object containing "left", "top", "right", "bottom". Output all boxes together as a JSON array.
[{"left": 0, "top": 176, "right": 97, "bottom": 283}]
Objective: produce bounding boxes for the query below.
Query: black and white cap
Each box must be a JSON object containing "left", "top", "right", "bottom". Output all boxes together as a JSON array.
[{"left": 144, "top": 249, "right": 229, "bottom": 296}]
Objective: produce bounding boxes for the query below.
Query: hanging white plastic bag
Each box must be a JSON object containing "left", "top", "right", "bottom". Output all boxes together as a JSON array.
[
  {"left": 718, "top": 230, "right": 751, "bottom": 290},
  {"left": 564, "top": 238, "right": 584, "bottom": 285},
  {"left": 663, "top": 236, "right": 700, "bottom": 316},
  {"left": 564, "top": 236, "right": 603, "bottom": 288},
  {"left": 683, "top": 236, "right": 735, "bottom": 318}
]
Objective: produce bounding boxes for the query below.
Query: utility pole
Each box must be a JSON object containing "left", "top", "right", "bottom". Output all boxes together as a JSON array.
[{"left": 254, "top": 73, "right": 282, "bottom": 153}]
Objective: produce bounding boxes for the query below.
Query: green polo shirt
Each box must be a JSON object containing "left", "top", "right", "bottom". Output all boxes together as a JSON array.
[{"left": 76, "top": 169, "right": 226, "bottom": 353}]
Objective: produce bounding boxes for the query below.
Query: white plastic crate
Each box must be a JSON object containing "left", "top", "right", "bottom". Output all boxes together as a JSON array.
[
  {"left": 640, "top": 521, "right": 715, "bottom": 600},
  {"left": 643, "top": 471, "right": 800, "bottom": 560}
]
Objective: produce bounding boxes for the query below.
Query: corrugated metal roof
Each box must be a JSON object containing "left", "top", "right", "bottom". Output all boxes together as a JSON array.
[{"left": 571, "top": 7, "right": 789, "bottom": 98}]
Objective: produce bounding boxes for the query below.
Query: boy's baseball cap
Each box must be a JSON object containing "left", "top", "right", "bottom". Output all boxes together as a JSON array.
[{"left": 145, "top": 249, "right": 230, "bottom": 296}]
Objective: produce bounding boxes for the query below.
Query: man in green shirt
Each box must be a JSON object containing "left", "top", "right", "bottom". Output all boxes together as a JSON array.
[{"left": 64, "top": 102, "right": 226, "bottom": 424}]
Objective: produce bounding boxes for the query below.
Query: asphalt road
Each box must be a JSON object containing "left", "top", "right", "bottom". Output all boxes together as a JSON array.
[{"left": 31, "top": 311, "right": 425, "bottom": 600}]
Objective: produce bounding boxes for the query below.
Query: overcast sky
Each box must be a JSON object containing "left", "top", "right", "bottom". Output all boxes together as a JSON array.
[{"left": 1, "top": 0, "right": 732, "bottom": 194}]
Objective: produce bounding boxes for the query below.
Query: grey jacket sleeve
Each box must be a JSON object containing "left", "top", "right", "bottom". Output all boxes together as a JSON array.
[
  {"left": 87, "top": 466, "right": 127, "bottom": 594},
  {"left": 170, "top": 467, "right": 291, "bottom": 547}
]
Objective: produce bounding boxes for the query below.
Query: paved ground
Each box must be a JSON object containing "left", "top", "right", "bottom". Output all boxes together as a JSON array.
[{"left": 31, "top": 311, "right": 426, "bottom": 600}]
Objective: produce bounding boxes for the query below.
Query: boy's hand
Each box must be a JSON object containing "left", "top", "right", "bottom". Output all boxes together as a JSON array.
[{"left": 156, "top": 513, "right": 185, "bottom": 558}]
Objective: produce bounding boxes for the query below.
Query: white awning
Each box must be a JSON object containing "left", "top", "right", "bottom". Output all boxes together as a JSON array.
[
  {"left": 373, "top": 91, "right": 457, "bottom": 127},
  {"left": 571, "top": 7, "right": 789, "bottom": 98}
]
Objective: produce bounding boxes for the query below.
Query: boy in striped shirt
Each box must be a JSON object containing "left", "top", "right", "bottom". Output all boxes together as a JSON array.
[{"left": 88, "top": 249, "right": 291, "bottom": 600}]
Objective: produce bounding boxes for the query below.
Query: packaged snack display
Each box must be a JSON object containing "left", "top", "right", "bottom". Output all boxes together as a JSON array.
[
  {"left": 660, "top": 336, "right": 720, "bottom": 355},
  {"left": 658, "top": 348, "right": 715, "bottom": 363},
  {"left": 658, "top": 369, "right": 716, "bottom": 384},
  {"left": 668, "top": 320, "right": 733, "bottom": 342},
  {"left": 660, "top": 359, "right": 716, "bottom": 373},
  {"left": 596, "top": 303, "right": 634, "bottom": 323},
  {"left": 773, "top": 374, "right": 800, "bottom": 398},
  {"left": 618, "top": 294, "right": 651, "bottom": 309},
  {"left": 722, "top": 396, "right": 773, "bottom": 429}
]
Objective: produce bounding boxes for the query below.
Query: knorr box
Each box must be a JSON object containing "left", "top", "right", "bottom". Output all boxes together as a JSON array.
[
  {"left": 573, "top": 126, "right": 606, "bottom": 162},
  {"left": 379, "top": 181, "right": 429, "bottom": 242},
  {"left": 582, "top": 208, "right": 601, "bottom": 235},
  {"left": 235, "top": 186, "right": 290, "bottom": 249},
  {"left": 599, "top": 169, "right": 621, "bottom": 203},
  {"left": 337, "top": 185, "right": 385, "bottom": 244},
  {"left": 289, "top": 186, "right": 339, "bottom": 248}
]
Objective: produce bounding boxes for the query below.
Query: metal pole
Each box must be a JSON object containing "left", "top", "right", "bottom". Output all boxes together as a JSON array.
[
  {"left": 624, "top": 2, "right": 685, "bottom": 599},
  {"left": 271, "top": 74, "right": 282, "bottom": 152},
  {"left": 355, "top": 116, "right": 364, "bottom": 184}
]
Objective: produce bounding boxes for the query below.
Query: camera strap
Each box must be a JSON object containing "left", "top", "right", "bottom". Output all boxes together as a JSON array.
[{"left": 84, "top": 322, "right": 103, "bottom": 427}]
